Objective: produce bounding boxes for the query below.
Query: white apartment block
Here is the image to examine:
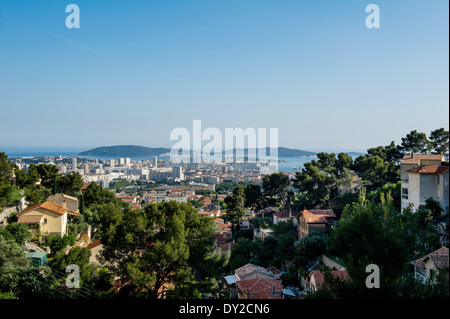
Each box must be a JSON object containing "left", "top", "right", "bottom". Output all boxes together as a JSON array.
[{"left": 400, "top": 153, "right": 449, "bottom": 215}]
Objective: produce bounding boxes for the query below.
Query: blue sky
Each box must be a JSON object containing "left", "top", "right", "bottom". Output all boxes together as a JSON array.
[{"left": 0, "top": 0, "right": 448, "bottom": 152}]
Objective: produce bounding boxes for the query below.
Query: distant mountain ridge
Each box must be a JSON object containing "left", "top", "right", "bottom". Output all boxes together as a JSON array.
[
  {"left": 79, "top": 145, "right": 318, "bottom": 158},
  {"left": 78, "top": 145, "right": 364, "bottom": 158},
  {"left": 79, "top": 145, "right": 171, "bottom": 157}
]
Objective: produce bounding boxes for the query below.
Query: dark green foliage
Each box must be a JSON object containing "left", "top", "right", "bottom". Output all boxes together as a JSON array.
[
  {"left": 297, "top": 231, "right": 326, "bottom": 262},
  {"left": 429, "top": 128, "right": 449, "bottom": 159},
  {"left": 224, "top": 186, "right": 246, "bottom": 231},
  {"left": 399, "top": 130, "right": 432, "bottom": 154},
  {"left": 83, "top": 182, "right": 122, "bottom": 209},
  {"left": 423, "top": 197, "right": 444, "bottom": 219},
  {"left": 98, "top": 201, "right": 227, "bottom": 299},
  {"left": 294, "top": 162, "right": 337, "bottom": 208},
  {"left": 0, "top": 153, "right": 14, "bottom": 209},
  {"left": 323, "top": 191, "right": 448, "bottom": 298},
  {"left": 262, "top": 172, "right": 291, "bottom": 208},
  {"left": 45, "top": 234, "right": 76, "bottom": 254},
  {"left": 4, "top": 222, "right": 32, "bottom": 245}
]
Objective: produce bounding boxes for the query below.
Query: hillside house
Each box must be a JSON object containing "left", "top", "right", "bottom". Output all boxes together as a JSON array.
[
  {"left": 16, "top": 201, "right": 78, "bottom": 237},
  {"left": 298, "top": 209, "right": 336, "bottom": 239},
  {"left": 400, "top": 153, "right": 448, "bottom": 214},
  {"left": 411, "top": 247, "right": 449, "bottom": 284}
]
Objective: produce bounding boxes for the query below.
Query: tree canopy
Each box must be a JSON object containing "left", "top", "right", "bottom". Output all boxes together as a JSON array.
[{"left": 97, "top": 201, "right": 228, "bottom": 299}]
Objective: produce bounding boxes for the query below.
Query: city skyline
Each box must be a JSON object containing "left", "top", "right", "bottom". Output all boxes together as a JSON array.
[{"left": 0, "top": 0, "right": 448, "bottom": 153}]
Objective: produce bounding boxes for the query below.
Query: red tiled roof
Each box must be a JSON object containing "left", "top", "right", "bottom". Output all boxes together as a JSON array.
[
  {"left": 236, "top": 278, "right": 284, "bottom": 297},
  {"left": 266, "top": 266, "right": 282, "bottom": 275},
  {"left": 301, "top": 209, "right": 336, "bottom": 224},
  {"left": 407, "top": 165, "right": 449, "bottom": 175},
  {"left": 18, "top": 201, "right": 69, "bottom": 216},
  {"left": 309, "top": 270, "right": 349, "bottom": 288},
  {"left": 87, "top": 239, "right": 102, "bottom": 250},
  {"left": 81, "top": 183, "right": 91, "bottom": 190},
  {"left": 235, "top": 263, "right": 270, "bottom": 279},
  {"left": 17, "top": 215, "right": 43, "bottom": 224},
  {"left": 273, "top": 209, "right": 299, "bottom": 219},
  {"left": 401, "top": 154, "right": 445, "bottom": 165},
  {"left": 411, "top": 247, "right": 449, "bottom": 270}
]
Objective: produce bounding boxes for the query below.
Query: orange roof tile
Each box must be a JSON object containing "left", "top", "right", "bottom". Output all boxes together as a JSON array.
[
  {"left": 407, "top": 165, "right": 449, "bottom": 175},
  {"left": 273, "top": 209, "right": 299, "bottom": 219},
  {"left": 17, "top": 215, "right": 43, "bottom": 224},
  {"left": 18, "top": 201, "right": 69, "bottom": 216},
  {"left": 401, "top": 154, "right": 445, "bottom": 165},
  {"left": 411, "top": 247, "right": 449, "bottom": 270},
  {"left": 87, "top": 239, "right": 102, "bottom": 250},
  {"left": 301, "top": 209, "right": 336, "bottom": 224},
  {"left": 236, "top": 277, "right": 284, "bottom": 296},
  {"left": 309, "top": 270, "right": 349, "bottom": 288}
]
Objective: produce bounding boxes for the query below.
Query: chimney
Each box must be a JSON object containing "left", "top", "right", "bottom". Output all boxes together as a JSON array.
[
  {"left": 411, "top": 152, "right": 414, "bottom": 158},
  {"left": 62, "top": 199, "right": 66, "bottom": 209},
  {"left": 272, "top": 285, "right": 275, "bottom": 295}
]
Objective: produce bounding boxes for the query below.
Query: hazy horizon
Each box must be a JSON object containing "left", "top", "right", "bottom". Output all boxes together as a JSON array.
[{"left": 0, "top": 144, "right": 368, "bottom": 155}]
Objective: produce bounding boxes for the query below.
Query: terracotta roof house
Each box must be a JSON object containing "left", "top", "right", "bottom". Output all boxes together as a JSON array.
[
  {"left": 400, "top": 153, "right": 448, "bottom": 214},
  {"left": 266, "top": 266, "right": 282, "bottom": 279},
  {"left": 411, "top": 247, "right": 449, "bottom": 284},
  {"left": 234, "top": 263, "right": 273, "bottom": 281},
  {"left": 307, "top": 270, "right": 349, "bottom": 293},
  {"left": 47, "top": 193, "right": 79, "bottom": 215},
  {"left": 255, "top": 207, "right": 279, "bottom": 218},
  {"left": 80, "top": 183, "right": 91, "bottom": 192},
  {"left": 298, "top": 209, "right": 336, "bottom": 239},
  {"left": 87, "top": 239, "right": 103, "bottom": 264},
  {"left": 273, "top": 208, "right": 300, "bottom": 225},
  {"left": 17, "top": 201, "right": 74, "bottom": 237},
  {"left": 236, "top": 278, "right": 284, "bottom": 299},
  {"left": 224, "top": 263, "right": 282, "bottom": 299},
  {"left": 401, "top": 154, "right": 445, "bottom": 166},
  {"left": 17, "top": 215, "right": 44, "bottom": 224},
  {"left": 402, "top": 164, "right": 449, "bottom": 214},
  {"left": 17, "top": 215, "right": 44, "bottom": 239}
]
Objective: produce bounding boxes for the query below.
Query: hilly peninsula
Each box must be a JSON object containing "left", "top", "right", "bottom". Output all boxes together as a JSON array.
[
  {"left": 79, "top": 145, "right": 317, "bottom": 158},
  {"left": 79, "top": 145, "right": 171, "bottom": 157}
]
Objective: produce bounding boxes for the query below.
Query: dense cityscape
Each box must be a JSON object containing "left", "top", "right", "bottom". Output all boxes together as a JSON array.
[{"left": 0, "top": 128, "right": 449, "bottom": 302}]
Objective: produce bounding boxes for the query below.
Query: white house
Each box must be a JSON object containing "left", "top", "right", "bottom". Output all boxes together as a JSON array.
[{"left": 400, "top": 153, "right": 449, "bottom": 214}]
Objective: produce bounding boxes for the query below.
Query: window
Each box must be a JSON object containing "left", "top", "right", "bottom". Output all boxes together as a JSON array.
[
  {"left": 429, "top": 269, "right": 435, "bottom": 282},
  {"left": 402, "top": 188, "right": 408, "bottom": 200},
  {"left": 43, "top": 218, "right": 47, "bottom": 224}
]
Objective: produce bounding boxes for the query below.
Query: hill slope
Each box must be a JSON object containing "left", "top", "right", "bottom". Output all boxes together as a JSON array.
[
  {"left": 79, "top": 145, "right": 171, "bottom": 157},
  {"left": 79, "top": 145, "right": 317, "bottom": 158}
]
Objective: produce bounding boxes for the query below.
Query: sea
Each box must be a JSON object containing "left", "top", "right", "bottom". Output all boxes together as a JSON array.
[{"left": 1, "top": 148, "right": 318, "bottom": 172}]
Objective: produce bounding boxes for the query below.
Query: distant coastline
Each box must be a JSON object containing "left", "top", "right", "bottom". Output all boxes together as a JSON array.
[
  {"left": 77, "top": 145, "right": 319, "bottom": 158},
  {"left": 2, "top": 146, "right": 365, "bottom": 173}
]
